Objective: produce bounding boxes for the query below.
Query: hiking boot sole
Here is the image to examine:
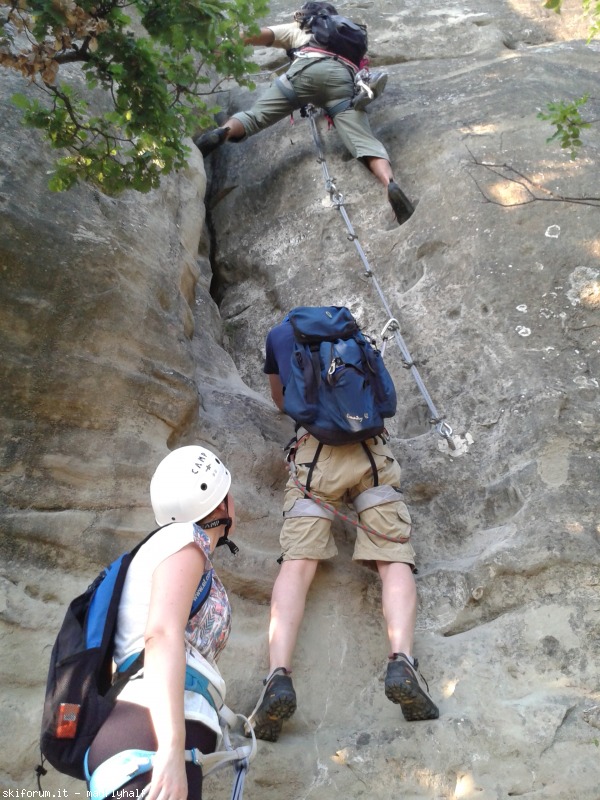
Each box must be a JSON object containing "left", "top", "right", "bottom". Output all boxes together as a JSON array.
[
  {"left": 252, "top": 717, "right": 283, "bottom": 742},
  {"left": 385, "top": 679, "right": 439, "bottom": 721},
  {"left": 251, "top": 692, "right": 297, "bottom": 742}
]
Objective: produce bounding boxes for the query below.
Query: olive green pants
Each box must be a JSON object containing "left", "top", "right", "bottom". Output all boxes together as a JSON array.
[{"left": 232, "top": 56, "right": 390, "bottom": 161}]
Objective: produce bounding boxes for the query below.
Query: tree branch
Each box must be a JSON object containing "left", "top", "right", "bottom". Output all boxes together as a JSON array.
[{"left": 464, "top": 145, "right": 600, "bottom": 208}]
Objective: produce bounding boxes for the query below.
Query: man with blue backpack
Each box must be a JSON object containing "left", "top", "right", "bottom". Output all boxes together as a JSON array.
[
  {"left": 194, "top": 2, "right": 414, "bottom": 225},
  {"left": 246, "top": 306, "right": 439, "bottom": 742}
]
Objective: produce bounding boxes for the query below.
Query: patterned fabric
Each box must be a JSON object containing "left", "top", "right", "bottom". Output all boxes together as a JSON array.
[{"left": 185, "top": 524, "right": 232, "bottom": 664}]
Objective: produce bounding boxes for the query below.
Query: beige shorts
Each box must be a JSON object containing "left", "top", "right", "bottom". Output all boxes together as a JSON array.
[{"left": 280, "top": 435, "right": 415, "bottom": 566}]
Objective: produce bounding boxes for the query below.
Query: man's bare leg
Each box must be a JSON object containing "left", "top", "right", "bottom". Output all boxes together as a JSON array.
[{"left": 363, "top": 156, "right": 415, "bottom": 224}]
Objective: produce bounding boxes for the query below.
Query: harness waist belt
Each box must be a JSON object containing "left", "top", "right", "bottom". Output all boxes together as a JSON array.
[
  {"left": 117, "top": 652, "right": 141, "bottom": 674},
  {"left": 297, "top": 46, "right": 359, "bottom": 72},
  {"left": 116, "top": 655, "right": 222, "bottom": 712},
  {"left": 184, "top": 664, "right": 223, "bottom": 712}
]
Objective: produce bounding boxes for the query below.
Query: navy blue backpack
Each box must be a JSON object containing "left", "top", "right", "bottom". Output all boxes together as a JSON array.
[
  {"left": 38, "top": 525, "right": 212, "bottom": 782},
  {"left": 283, "top": 306, "right": 397, "bottom": 445}
]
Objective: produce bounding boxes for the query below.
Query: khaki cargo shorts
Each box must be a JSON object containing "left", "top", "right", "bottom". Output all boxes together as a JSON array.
[{"left": 280, "top": 434, "right": 415, "bottom": 566}]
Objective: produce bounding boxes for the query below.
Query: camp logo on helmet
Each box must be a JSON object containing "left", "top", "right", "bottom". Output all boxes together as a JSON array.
[
  {"left": 191, "top": 451, "right": 208, "bottom": 473},
  {"left": 191, "top": 454, "right": 225, "bottom": 477}
]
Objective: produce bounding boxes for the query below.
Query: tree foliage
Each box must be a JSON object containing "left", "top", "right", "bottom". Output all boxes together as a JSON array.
[
  {"left": 0, "top": 0, "right": 268, "bottom": 193},
  {"left": 543, "top": 0, "right": 600, "bottom": 38},
  {"left": 539, "top": 0, "right": 598, "bottom": 157},
  {"left": 538, "top": 95, "right": 591, "bottom": 157}
]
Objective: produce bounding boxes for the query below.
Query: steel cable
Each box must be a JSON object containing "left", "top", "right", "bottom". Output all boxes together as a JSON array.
[{"left": 305, "top": 106, "right": 454, "bottom": 445}]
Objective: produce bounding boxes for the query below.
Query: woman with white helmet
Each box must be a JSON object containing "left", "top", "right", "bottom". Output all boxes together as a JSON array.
[{"left": 86, "top": 445, "right": 239, "bottom": 800}]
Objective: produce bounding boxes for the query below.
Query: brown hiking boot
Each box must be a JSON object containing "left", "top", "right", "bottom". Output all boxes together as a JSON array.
[
  {"left": 385, "top": 653, "right": 439, "bottom": 721},
  {"left": 245, "top": 667, "right": 297, "bottom": 742}
]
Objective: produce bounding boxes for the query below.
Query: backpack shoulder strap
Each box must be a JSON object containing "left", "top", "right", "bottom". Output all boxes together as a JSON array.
[{"left": 190, "top": 569, "right": 213, "bottom": 616}]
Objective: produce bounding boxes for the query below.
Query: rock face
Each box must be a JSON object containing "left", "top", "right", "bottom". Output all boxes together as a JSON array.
[{"left": 1, "top": 0, "right": 599, "bottom": 797}]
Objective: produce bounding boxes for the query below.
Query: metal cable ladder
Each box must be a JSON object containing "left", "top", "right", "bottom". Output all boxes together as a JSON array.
[{"left": 304, "top": 106, "right": 454, "bottom": 447}]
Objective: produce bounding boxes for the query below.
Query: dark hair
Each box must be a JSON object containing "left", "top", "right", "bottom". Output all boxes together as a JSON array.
[
  {"left": 294, "top": 2, "right": 337, "bottom": 30},
  {"left": 303, "top": 1, "right": 338, "bottom": 13}
]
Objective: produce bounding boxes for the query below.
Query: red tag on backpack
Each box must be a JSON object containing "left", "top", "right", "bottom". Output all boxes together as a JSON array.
[{"left": 55, "top": 703, "right": 80, "bottom": 739}]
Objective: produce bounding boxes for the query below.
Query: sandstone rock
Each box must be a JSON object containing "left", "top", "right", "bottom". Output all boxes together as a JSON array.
[{"left": 1, "top": 0, "right": 599, "bottom": 796}]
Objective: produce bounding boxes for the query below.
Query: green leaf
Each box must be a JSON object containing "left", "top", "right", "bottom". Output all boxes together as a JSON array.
[
  {"left": 11, "top": 93, "right": 32, "bottom": 111},
  {"left": 4, "top": 0, "right": 270, "bottom": 192}
]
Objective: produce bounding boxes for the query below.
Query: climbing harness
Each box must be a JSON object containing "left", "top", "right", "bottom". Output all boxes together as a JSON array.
[
  {"left": 85, "top": 704, "right": 256, "bottom": 800},
  {"left": 283, "top": 435, "right": 413, "bottom": 549},
  {"left": 304, "top": 104, "right": 455, "bottom": 448},
  {"left": 85, "top": 660, "right": 256, "bottom": 800},
  {"left": 275, "top": 54, "right": 357, "bottom": 119}
]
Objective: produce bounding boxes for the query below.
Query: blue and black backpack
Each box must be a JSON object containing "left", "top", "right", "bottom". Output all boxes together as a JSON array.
[
  {"left": 37, "top": 524, "right": 212, "bottom": 782},
  {"left": 283, "top": 306, "right": 397, "bottom": 445}
]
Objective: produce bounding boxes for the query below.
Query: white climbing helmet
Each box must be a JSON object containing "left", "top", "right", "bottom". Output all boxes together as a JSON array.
[{"left": 150, "top": 445, "right": 232, "bottom": 526}]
